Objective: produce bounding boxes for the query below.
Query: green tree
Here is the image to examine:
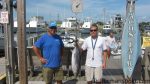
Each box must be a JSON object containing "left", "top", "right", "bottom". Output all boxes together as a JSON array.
[{"left": 96, "top": 21, "right": 104, "bottom": 32}]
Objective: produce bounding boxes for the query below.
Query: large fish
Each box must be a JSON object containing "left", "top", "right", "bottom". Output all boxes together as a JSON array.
[
  {"left": 122, "top": 0, "right": 141, "bottom": 79},
  {"left": 71, "top": 46, "right": 81, "bottom": 77}
]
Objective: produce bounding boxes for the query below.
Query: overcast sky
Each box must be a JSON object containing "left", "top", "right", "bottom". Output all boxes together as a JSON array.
[{"left": 25, "top": 0, "right": 150, "bottom": 22}]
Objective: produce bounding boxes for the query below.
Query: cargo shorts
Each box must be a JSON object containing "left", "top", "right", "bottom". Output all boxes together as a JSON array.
[
  {"left": 85, "top": 65, "right": 102, "bottom": 82},
  {"left": 43, "top": 67, "right": 64, "bottom": 84}
]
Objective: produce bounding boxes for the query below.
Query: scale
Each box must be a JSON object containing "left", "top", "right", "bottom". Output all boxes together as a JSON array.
[{"left": 72, "top": 0, "right": 82, "bottom": 13}]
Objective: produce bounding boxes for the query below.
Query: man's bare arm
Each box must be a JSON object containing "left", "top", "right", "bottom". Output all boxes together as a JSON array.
[
  {"left": 102, "top": 50, "right": 107, "bottom": 69},
  {"left": 32, "top": 46, "right": 47, "bottom": 64}
]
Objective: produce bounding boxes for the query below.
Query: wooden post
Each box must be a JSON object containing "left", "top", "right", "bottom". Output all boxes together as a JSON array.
[{"left": 17, "top": 0, "right": 28, "bottom": 84}]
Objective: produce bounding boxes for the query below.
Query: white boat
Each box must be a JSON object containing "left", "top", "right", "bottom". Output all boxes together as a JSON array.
[
  {"left": 60, "top": 17, "right": 77, "bottom": 29},
  {"left": 81, "top": 22, "right": 91, "bottom": 28},
  {"left": 14, "top": 16, "right": 46, "bottom": 28},
  {"left": 103, "top": 24, "right": 112, "bottom": 30},
  {"left": 113, "top": 14, "right": 123, "bottom": 29},
  {"left": 26, "top": 16, "right": 46, "bottom": 28},
  {"left": 102, "top": 24, "right": 112, "bottom": 36},
  {"left": 14, "top": 16, "right": 46, "bottom": 33},
  {"left": 81, "top": 17, "right": 92, "bottom": 29}
]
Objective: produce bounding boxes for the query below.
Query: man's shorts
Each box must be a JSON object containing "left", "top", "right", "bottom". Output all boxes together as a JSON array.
[
  {"left": 43, "top": 67, "right": 64, "bottom": 84},
  {"left": 85, "top": 65, "right": 102, "bottom": 82}
]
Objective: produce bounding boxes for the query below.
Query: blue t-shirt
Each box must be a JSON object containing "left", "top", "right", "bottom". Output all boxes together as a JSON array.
[{"left": 34, "top": 33, "right": 64, "bottom": 68}]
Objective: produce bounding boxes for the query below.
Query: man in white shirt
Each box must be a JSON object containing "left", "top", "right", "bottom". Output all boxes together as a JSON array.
[
  {"left": 105, "top": 31, "right": 116, "bottom": 58},
  {"left": 77, "top": 24, "right": 107, "bottom": 84}
]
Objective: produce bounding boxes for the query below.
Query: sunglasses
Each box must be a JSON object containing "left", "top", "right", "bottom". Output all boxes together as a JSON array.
[{"left": 90, "top": 29, "right": 97, "bottom": 32}]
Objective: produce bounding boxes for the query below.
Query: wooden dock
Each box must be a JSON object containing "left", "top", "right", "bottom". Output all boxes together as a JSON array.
[
  {"left": 0, "top": 52, "right": 143, "bottom": 84},
  {"left": 0, "top": 57, "right": 6, "bottom": 84}
]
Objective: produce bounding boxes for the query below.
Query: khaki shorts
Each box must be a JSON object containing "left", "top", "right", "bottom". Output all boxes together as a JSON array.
[
  {"left": 85, "top": 65, "right": 102, "bottom": 82},
  {"left": 43, "top": 67, "right": 64, "bottom": 84}
]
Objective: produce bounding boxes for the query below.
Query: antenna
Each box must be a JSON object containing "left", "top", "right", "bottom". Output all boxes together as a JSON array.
[{"left": 103, "top": 8, "right": 106, "bottom": 24}]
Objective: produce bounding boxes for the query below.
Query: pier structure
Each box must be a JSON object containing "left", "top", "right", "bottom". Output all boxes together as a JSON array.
[{"left": 0, "top": 0, "right": 147, "bottom": 84}]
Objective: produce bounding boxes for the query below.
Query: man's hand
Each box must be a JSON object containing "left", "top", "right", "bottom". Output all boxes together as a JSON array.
[
  {"left": 74, "top": 41, "right": 79, "bottom": 47},
  {"left": 102, "top": 63, "right": 106, "bottom": 69},
  {"left": 102, "top": 50, "right": 107, "bottom": 69},
  {"left": 40, "top": 58, "right": 47, "bottom": 64}
]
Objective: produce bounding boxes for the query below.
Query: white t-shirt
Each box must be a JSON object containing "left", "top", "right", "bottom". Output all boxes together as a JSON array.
[
  {"left": 81, "top": 36, "right": 107, "bottom": 67},
  {"left": 105, "top": 36, "right": 116, "bottom": 49}
]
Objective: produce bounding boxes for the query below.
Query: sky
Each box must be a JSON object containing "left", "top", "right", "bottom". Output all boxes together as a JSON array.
[{"left": 25, "top": 0, "right": 150, "bottom": 22}]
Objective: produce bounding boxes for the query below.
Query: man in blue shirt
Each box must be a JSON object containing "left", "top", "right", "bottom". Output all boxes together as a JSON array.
[{"left": 32, "top": 21, "right": 64, "bottom": 84}]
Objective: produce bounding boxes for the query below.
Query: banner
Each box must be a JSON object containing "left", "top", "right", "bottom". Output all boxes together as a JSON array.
[{"left": 142, "top": 36, "right": 150, "bottom": 48}]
